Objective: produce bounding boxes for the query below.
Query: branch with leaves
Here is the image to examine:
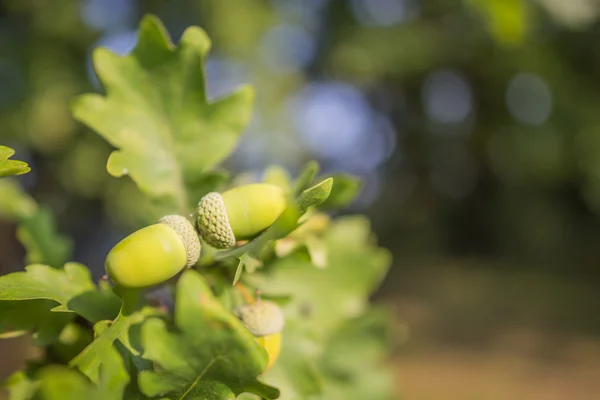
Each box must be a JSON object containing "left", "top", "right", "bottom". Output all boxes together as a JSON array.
[{"left": 0, "top": 15, "right": 395, "bottom": 400}]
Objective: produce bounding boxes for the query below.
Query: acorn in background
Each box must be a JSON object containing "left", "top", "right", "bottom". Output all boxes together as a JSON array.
[
  {"left": 235, "top": 299, "right": 284, "bottom": 371},
  {"left": 105, "top": 215, "right": 200, "bottom": 288},
  {"left": 195, "top": 183, "right": 286, "bottom": 249}
]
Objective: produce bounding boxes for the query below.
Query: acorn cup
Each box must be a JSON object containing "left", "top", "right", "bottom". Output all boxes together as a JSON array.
[
  {"left": 105, "top": 215, "right": 201, "bottom": 288},
  {"left": 195, "top": 183, "right": 287, "bottom": 249},
  {"left": 235, "top": 300, "right": 284, "bottom": 371}
]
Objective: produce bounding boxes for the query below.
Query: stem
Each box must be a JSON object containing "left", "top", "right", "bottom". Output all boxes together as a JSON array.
[{"left": 235, "top": 283, "right": 256, "bottom": 304}]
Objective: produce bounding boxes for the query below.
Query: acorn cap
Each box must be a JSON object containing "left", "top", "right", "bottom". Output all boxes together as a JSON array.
[
  {"left": 158, "top": 215, "right": 201, "bottom": 267},
  {"left": 234, "top": 301, "right": 285, "bottom": 337},
  {"left": 195, "top": 192, "right": 236, "bottom": 249}
]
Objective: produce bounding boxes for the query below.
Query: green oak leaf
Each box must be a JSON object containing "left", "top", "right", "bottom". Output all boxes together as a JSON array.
[
  {"left": 138, "top": 270, "right": 279, "bottom": 400},
  {"left": 0, "top": 300, "right": 72, "bottom": 345},
  {"left": 69, "top": 312, "right": 145, "bottom": 385},
  {"left": 73, "top": 15, "right": 254, "bottom": 214},
  {"left": 260, "top": 308, "right": 395, "bottom": 400},
  {"left": 298, "top": 178, "right": 333, "bottom": 213},
  {"left": 319, "top": 173, "right": 362, "bottom": 210},
  {"left": 51, "top": 322, "right": 94, "bottom": 364},
  {"left": 0, "top": 180, "right": 72, "bottom": 268},
  {"left": 0, "top": 146, "right": 30, "bottom": 178},
  {"left": 247, "top": 216, "right": 391, "bottom": 339},
  {"left": 320, "top": 308, "right": 393, "bottom": 377},
  {"left": 260, "top": 320, "right": 323, "bottom": 400},
  {"left": 0, "top": 263, "right": 121, "bottom": 324},
  {"left": 35, "top": 348, "right": 129, "bottom": 400},
  {"left": 317, "top": 309, "right": 397, "bottom": 400},
  {"left": 69, "top": 287, "right": 159, "bottom": 384},
  {"left": 292, "top": 161, "right": 319, "bottom": 196}
]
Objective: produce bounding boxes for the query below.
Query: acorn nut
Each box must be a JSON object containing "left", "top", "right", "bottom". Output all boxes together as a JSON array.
[
  {"left": 195, "top": 183, "right": 286, "bottom": 249},
  {"left": 235, "top": 300, "right": 284, "bottom": 371},
  {"left": 105, "top": 215, "right": 200, "bottom": 288}
]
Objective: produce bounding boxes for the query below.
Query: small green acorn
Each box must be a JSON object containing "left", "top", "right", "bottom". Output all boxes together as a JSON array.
[
  {"left": 235, "top": 300, "right": 284, "bottom": 371},
  {"left": 195, "top": 183, "right": 286, "bottom": 248},
  {"left": 105, "top": 215, "right": 200, "bottom": 288}
]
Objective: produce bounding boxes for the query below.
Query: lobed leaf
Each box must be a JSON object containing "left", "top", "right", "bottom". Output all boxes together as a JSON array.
[
  {"left": 0, "top": 300, "right": 72, "bottom": 345},
  {"left": 0, "top": 263, "right": 121, "bottom": 326},
  {"left": 69, "top": 287, "right": 160, "bottom": 385},
  {"left": 259, "top": 321, "right": 323, "bottom": 399},
  {"left": 73, "top": 15, "right": 254, "bottom": 214},
  {"left": 36, "top": 347, "right": 129, "bottom": 400},
  {"left": 317, "top": 309, "right": 397, "bottom": 400},
  {"left": 247, "top": 216, "right": 391, "bottom": 340},
  {"left": 69, "top": 314, "right": 140, "bottom": 385},
  {"left": 138, "top": 270, "right": 279, "bottom": 399}
]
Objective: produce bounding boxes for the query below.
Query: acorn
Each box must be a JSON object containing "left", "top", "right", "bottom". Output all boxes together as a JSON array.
[
  {"left": 195, "top": 183, "right": 286, "bottom": 249},
  {"left": 105, "top": 215, "right": 200, "bottom": 288},
  {"left": 235, "top": 300, "right": 284, "bottom": 371}
]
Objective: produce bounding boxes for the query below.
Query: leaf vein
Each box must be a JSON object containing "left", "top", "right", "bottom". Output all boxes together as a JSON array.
[{"left": 178, "top": 356, "right": 221, "bottom": 400}]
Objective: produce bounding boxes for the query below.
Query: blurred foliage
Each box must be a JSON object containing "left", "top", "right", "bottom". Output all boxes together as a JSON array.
[
  {"left": 1, "top": 0, "right": 600, "bottom": 396},
  {"left": 0, "top": 180, "right": 72, "bottom": 268},
  {"left": 0, "top": 12, "right": 394, "bottom": 400},
  {"left": 1, "top": 0, "right": 600, "bottom": 276}
]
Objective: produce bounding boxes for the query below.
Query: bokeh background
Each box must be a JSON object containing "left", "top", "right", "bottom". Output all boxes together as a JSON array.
[{"left": 2, "top": 0, "right": 600, "bottom": 398}]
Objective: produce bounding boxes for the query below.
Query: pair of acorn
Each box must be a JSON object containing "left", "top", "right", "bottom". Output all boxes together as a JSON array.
[{"left": 105, "top": 183, "right": 286, "bottom": 370}]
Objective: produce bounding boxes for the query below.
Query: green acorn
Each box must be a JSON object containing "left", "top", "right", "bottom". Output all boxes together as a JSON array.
[
  {"left": 105, "top": 215, "right": 200, "bottom": 288},
  {"left": 195, "top": 183, "right": 286, "bottom": 248},
  {"left": 235, "top": 300, "right": 284, "bottom": 371}
]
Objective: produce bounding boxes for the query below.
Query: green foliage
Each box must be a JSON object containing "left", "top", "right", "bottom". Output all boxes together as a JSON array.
[
  {"left": 0, "top": 146, "right": 30, "bottom": 178},
  {"left": 0, "top": 15, "right": 395, "bottom": 400},
  {"left": 72, "top": 15, "right": 253, "bottom": 214},
  {"left": 0, "top": 263, "right": 120, "bottom": 323},
  {"left": 0, "top": 180, "right": 72, "bottom": 268},
  {"left": 138, "top": 271, "right": 279, "bottom": 399},
  {"left": 320, "top": 174, "right": 363, "bottom": 210},
  {"left": 2, "top": 372, "right": 38, "bottom": 400},
  {"left": 250, "top": 216, "right": 391, "bottom": 339}
]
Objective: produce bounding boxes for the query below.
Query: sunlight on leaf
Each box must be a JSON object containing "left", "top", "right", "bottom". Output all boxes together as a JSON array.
[
  {"left": 247, "top": 216, "right": 391, "bottom": 339},
  {"left": 73, "top": 15, "right": 254, "bottom": 214},
  {"left": 0, "top": 263, "right": 120, "bottom": 323},
  {"left": 0, "top": 146, "right": 30, "bottom": 178}
]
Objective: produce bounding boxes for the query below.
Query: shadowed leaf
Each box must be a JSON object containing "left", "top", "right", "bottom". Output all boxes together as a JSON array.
[{"left": 138, "top": 270, "right": 279, "bottom": 399}]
